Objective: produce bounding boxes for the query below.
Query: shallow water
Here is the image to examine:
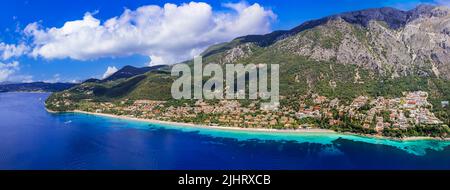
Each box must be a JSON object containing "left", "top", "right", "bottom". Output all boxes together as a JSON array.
[{"left": 0, "top": 92, "right": 449, "bottom": 169}]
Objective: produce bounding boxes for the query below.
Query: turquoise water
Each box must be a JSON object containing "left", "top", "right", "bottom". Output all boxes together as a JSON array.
[
  {"left": 1, "top": 92, "right": 450, "bottom": 169},
  {"left": 146, "top": 123, "right": 450, "bottom": 156}
]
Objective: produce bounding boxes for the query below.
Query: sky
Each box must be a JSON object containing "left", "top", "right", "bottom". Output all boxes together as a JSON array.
[{"left": 0, "top": 0, "right": 448, "bottom": 83}]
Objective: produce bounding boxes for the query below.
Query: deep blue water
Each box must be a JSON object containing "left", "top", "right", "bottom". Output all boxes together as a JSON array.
[{"left": 0, "top": 92, "right": 450, "bottom": 170}]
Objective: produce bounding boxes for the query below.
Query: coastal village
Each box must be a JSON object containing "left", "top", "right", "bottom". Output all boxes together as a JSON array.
[{"left": 49, "top": 91, "right": 448, "bottom": 136}]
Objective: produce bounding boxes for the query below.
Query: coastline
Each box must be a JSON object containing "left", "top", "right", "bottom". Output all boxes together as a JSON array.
[
  {"left": 71, "top": 110, "right": 336, "bottom": 134},
  {"left": 47, "top": 109, "right": 449, "bottom": 142}
]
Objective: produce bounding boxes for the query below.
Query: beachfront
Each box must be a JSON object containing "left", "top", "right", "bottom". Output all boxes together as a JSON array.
[{"left": 57, "top": 110, "right": 448, "bottom": 142}]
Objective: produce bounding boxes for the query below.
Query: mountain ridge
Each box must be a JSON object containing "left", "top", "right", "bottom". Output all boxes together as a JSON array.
[
  {"left": 204, "top": 4, "right": 438, "bottom": 52},
  {"left": 207, "top": 4, "right": 450, "bottom": 80},
  {"left": 0, "top": 82, "right": 77, "bottom": 93},
  {"left": 102, "top": 65, "right": 167, "bottom": 82},
  {"left": 46, "top": 5, "right": 450, "bottom": 118}
]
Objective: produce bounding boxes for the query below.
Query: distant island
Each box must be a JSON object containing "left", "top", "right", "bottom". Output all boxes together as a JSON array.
[
  {"left": 0, "top": 82, "right": 77, "bottom": 93},
  {"left": 45, "top": 5, "right": 450, "bottom": 140}
]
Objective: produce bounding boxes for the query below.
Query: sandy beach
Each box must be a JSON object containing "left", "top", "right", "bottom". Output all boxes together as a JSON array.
[
  {"left": 45, "top": 109, "right": 450, "bottom": 141},
  {"left": 70, "top": 110, "right": 336, "bottom": 134}
]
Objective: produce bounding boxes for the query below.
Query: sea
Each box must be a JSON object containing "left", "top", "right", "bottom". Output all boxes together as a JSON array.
[{"left": 0, "top": 92, "right": 449, "bottom": 170}]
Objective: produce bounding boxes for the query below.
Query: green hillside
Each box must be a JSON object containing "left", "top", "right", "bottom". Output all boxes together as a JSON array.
[{"left": 46, "top": 5, "right": 450, "bottom": 127}]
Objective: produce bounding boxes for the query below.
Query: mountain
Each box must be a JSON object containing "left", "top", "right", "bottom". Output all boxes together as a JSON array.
[
  {"left": 102, "top": 65, "right": 167, "bottom": 82},
  {"left": 0, "top": 82, "right": 77, "bottom": 93},
  {"left": 83, "top": 78, "right": 102, "bottom": 83},
  {"left": 201, "top": 6, "right": 418, "bottom": 55},
  {"left": 274, "top": 5, "right": 450, "bottom": 79},
  {"left": 46, "top": 5, "right": 450, "bottom": 118},
  {"left": 203, "top": 5, "right": 450, "bottom": 79}
]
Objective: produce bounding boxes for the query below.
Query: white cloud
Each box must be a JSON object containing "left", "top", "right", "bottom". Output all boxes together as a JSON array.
[
  {"left": 0, "top": 43, "right": 28, "bottom": 60},
  {"left": 24, "top": 2, "right": 276, "bottom": 65},
  {"left": 0, "top": 61, "right": 20, "bottom": 82},
  {"left": 44, "top": 73, "right": 61, "bottom": 83},
  {"left": 42, "top": 74, "right": 81, "bottom": 83},
  {"left": 69, "top": 79, "right": 81, "bottom": 83},
  {"left": 0, "top": 61, "right": 33, "bottom": 83},
  {"left": 102, "top": 66, "right": 118, "bottom": 79},
  {"left": 8, "top": 74, "right": 33, "bottom": 83}
]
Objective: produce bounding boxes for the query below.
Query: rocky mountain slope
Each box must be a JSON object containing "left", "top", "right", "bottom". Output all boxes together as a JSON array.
[
  {"left": 212, "top": 5, "right": 450, "bottom": 79},
  {"left": 46, "top": 5, "right": 450, "bottom": 120}
]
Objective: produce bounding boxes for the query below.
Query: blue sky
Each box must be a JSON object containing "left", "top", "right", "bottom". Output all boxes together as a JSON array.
[{"left": 0, "top": 0, "right": 446, "bottom": 83}]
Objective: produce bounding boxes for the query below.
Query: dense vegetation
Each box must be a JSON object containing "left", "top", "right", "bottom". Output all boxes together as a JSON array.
[
  {"left": 46, "top": 50, "right": 450, "bottom": 128},
  {"left": 45, "top": 5, "right": 450, "bottom": 138}
]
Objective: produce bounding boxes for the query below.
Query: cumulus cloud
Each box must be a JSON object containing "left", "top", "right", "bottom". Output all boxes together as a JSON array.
[
  {"left": 102, "top": 66, "right": 118, "bottom": 79},
  {"left": 24, "top": 2, "right": 276, "bottom": 65},
  {"left": 0, "top": 43, "right": 28, "bottom": 60},
  {"left": 0, "top": 61, "right": 20, "bottom": 82}
]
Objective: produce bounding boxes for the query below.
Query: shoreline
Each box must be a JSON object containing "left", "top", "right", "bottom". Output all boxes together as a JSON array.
[
  {"left": 71, "top": 110, "right": 337, "bottom": 134},
  {"left": 48, "top": 109, "right": 449, "bottom": 142}
]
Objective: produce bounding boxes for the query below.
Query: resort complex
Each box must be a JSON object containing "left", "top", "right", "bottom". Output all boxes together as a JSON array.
[{"left": 47, "top": 91, "right": 449, "bottom": 138}]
